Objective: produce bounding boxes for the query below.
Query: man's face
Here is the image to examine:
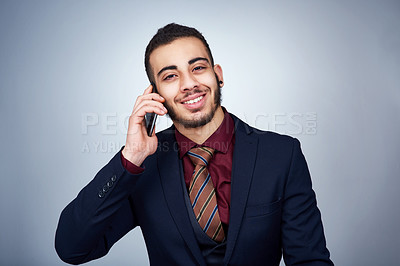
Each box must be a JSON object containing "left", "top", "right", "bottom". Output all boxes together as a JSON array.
[{"left": 149, "top": 37, "right": 223, "bottom": 129}]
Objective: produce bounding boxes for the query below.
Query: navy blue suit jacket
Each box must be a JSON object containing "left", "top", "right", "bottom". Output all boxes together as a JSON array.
[{"left": 55, "top": 114, "right": 333, "bottom": 265}]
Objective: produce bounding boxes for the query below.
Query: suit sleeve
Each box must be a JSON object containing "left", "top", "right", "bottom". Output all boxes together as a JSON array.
[
  {"left": 55, "top": 148, "right": 142, "bottom": 265},
  {"left": 281, "top": 138, "right": 333, "bottom": 265}
]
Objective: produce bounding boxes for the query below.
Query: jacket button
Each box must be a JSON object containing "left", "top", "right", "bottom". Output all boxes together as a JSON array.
[
  {"left": 111, "top": 175, "right": 117, "bottom": 182},
  {"left": 107, "top": 181, "right": 113, "bottom": 188},
  {"left": 98, "top": 191, "right": 105, "bottom": 198},
  {"left": 102, "top": 185, "right": 109, "bottom": 193}
]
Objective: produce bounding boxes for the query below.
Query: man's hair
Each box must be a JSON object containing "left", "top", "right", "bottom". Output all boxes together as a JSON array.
[{"left": 144, "top": 23, "right": 215, "bottom": 84}]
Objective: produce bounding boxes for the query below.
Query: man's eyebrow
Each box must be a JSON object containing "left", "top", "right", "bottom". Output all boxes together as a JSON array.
[
  {"left": 156, "top": 57, "right": 209, "bottom": 77},
  {"left": 188, "top": 57, "right": 209, "bottom": 65},
  {"left": 157, "top": 65, "right": 177, "bottom": 77}
]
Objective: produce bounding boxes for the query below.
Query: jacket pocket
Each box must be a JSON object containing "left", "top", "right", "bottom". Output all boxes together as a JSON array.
[{"left": 245, "top": 198, "right": 282, "bottom": 218}]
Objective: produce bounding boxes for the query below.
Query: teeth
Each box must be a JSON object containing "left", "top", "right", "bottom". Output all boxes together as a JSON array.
[{"left": 184, "top": 96, "right": 203, "bottom": 104}]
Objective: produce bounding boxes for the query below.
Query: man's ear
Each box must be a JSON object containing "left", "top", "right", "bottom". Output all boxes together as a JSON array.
[{"left": 213, "top": 64, "right": 224, "bottom": 86}]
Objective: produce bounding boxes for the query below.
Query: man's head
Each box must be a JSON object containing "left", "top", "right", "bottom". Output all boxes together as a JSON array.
[
  {"left": 145, "top": 23, "right": 224, "bottom": 130},
  {"left": 145, "top": 23, "right": 215, "bottom": 84}
]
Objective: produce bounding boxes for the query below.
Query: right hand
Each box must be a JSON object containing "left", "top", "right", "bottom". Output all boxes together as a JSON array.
[{"left": 122, "top": 84, "right": 167, "bottom": 166}]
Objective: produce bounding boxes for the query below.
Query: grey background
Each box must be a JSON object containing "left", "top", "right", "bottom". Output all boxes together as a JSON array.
[{"left": 1, "top": 0, "right": 399, "bottom": 265}]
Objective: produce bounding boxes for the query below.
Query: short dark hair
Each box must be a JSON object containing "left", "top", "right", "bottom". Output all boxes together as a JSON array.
[{"left": 144, "top": 23, "right": 215, "bottom": 84}]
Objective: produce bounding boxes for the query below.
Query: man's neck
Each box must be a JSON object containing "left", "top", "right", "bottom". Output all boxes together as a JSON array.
[{"left": 174, "top": 107, "right": 225, "bottom": 144}]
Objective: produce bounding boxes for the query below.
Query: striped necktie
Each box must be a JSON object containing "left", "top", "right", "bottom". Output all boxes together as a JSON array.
[{"left": 187, "top": 147, "right": 225, "bottom": 242}]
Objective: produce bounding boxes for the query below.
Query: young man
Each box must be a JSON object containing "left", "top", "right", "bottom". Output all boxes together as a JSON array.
[{"left": 55, "top": 23, "right": 333, "bottom": 265}]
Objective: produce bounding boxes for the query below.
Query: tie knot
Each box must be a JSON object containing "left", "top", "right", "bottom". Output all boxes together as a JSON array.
[{"left": 188, "top": 147, "right": 215, "bottom": 166}]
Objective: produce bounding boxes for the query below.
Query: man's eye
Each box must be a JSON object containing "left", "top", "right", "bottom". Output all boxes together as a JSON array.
[
  {"left": 193, "top": 66, "right": 205, "bottom": 71},
  {"left": 164, "top": 74, "right": 176, "bottom": 80}
]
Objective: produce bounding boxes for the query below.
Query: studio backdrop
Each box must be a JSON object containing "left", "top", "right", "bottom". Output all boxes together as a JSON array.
[{"left": 0, "top": 1, "right": 399, "bottom": 265}]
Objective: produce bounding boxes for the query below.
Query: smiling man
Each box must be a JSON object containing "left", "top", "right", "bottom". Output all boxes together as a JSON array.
[
  {"left": 148, "top": 36, "right": 224, "bottom": 141},
  {"left": 55, "top": 23, "right": 333, "bottom": 265}
]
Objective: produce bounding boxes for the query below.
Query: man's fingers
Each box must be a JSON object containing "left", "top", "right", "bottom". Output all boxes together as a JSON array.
[
  {"left": 133, "top": 100, "right": 167, "bottom": 116},
  {"left": 143, "top": 84, "right": 153, "bottom": 95},
  {"left": 129, "top": 105, "right": 167, "bottom": 125},
  {"left": 134, "top": 91, "right": 165, "bottom": 110},
  {"left": 133, "top": 101, "right": 167, "bottom": 118},
  {"left": 140, "top": 93, "right": 164, "bottom": 102},
  {"left": 128, "top": 84, "right": 167, "bottom": 126}
]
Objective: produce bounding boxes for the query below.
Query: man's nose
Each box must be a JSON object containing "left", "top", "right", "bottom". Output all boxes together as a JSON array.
[{"left": 180, "top": 72, "right": 200, "bottom": 92}]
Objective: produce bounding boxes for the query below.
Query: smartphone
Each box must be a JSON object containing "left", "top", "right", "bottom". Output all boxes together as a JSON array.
[{"left": 144, "top": 83, "right": 158, "bottom": 137}]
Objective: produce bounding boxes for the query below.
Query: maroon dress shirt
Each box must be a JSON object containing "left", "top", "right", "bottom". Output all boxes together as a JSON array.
[{"left": 121, "top": 111, "right": 235, "bottom": 226}]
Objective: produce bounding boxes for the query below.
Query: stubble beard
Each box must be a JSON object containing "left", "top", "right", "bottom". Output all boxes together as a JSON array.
[{"left": 164, "top": 85, "right": 222, "bottom": 129}]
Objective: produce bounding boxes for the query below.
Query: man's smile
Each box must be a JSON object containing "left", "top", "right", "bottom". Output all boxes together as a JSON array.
[
  {"left": 183, "top": 95, "right": 203, "bottom": 105},
  {"left": 179, "top": 91, "right": 208, "bottom": 110}
]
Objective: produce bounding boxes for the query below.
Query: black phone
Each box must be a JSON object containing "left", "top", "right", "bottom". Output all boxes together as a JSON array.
[{"left": 144, "top": 83, "right": 158, "bottom": 137}]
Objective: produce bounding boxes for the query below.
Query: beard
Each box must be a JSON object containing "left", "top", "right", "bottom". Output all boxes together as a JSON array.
[{"left": 164, "top": 85, "right": 222, "bottom": 129}]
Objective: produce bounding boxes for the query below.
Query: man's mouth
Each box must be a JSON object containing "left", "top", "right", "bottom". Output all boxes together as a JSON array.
[{"left": 183, "top": 96, "right": 204, "bottom": 105}]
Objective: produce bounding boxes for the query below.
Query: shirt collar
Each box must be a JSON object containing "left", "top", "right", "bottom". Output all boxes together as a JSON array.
[{"left": 175, "top": 108, "right": 235, "bottom": 158}]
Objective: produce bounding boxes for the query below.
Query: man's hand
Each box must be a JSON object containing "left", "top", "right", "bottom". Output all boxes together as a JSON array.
[{"left": 122, "top": 84, "right": 167, "bottom": 166}]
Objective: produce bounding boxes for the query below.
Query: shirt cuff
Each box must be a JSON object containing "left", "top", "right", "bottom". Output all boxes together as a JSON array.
[{"left": 120, "top": 152, "right": 144, "bottom": 174}]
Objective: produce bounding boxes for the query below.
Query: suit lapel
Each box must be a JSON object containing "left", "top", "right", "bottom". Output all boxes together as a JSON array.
[
  {"left": 224, "top": 117, "right": 258, "bottom": 264},
  {"left": 157, "top": 131, "right": 205, "bottom": 266}
]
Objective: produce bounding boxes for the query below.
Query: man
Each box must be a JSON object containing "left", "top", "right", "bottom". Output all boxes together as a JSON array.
[{"left": 55, "top": 23, "right": 333, "bottom": 265}]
